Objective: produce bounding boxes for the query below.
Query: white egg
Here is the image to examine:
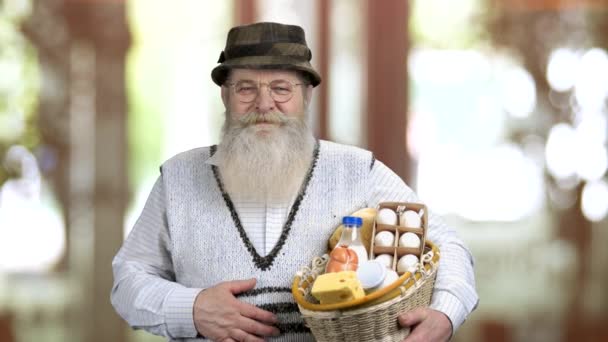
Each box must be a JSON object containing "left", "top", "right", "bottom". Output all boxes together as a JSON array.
[
  {"left": 377, "top": 208, "right": 398, "bottom": 225},
  {"left": 399, "top": 232, "right": 421, "bottom": 248},
  {"left": 400, "top": 210, "right": 421, "bottom": 228},
  {"left": 374, "top": 231, "right": 395, "bottom": 247},
  {"left": 379, "top": 269, "right": 399, "bottom": 289},
  {"left": 397, "top": 254, "right": 419, "bottom": 273},
  {"left": 374, "top": 254, "right": 394, "bottom": 269}
]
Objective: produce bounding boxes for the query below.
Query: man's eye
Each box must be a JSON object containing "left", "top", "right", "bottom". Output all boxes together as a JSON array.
[
  {"left": 271, "top": 86, "right": 290, "bottom": 94},
  {"left": 237, "top": 86, "right": 256, "bottom": 93}
]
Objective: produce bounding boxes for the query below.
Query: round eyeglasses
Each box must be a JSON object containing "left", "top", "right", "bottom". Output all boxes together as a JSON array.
[{"left": 225, "top": 79, "right": 305, "bottom": 103}]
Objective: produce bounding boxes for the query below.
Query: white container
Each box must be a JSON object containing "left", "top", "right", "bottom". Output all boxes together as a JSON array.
[
  {"left": 357, "top": 261, "right": 401, "bottom": 293},
  {"left": 356, "top": 260, "right": 387, "bottom": 292}
]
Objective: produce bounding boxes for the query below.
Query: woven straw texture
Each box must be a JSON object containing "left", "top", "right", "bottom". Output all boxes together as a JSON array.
[{"left": 293, "top": 243, "right": 439, "bottom": 342}]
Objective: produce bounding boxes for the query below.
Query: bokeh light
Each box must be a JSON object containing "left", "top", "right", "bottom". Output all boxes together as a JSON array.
[
  {"left": 546, "top": 119, "right": 607, "bottom": 182},
  {"left": 418, "top": 143, "right": 543, "bottom": 221},
  {"left": 574, "top": 119, "right": 608, "bottom": 182},
  {"left": 500, "top": 65, "right": 536, "bottom": 118},
  {"left": 546, "top": 48, "right": 579, "bottom": 92},
  {"left": 0, "top": 146, "right": 65, "bottom": 272},
  {"left": 574, "top": 48, "right": 608, "bottom": 110},
  {"left": 545, "top": 123, "right": 577, "bottom": 180},
  {"left": 574, "top": 109, "right": 607, "bottom": 142},
  {"left": 581, "top": 180, "right": 608, "bottom": 222}
]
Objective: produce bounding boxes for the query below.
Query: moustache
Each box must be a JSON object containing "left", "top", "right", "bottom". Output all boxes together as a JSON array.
[{"left": 237, "top": 112, "right": 289, "bottom": 126}]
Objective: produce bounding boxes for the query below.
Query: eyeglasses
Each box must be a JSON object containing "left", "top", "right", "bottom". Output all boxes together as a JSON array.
[{"left": 225, "top": 79, "right": 305, "bottom": 103}]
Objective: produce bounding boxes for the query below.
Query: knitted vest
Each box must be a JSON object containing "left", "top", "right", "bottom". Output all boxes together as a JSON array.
[{"left": 161, "top": 140, "right": 374, "bottom": 341}]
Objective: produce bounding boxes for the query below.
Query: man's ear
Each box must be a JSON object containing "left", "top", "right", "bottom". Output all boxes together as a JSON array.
[{"left": 221, "top": 86, "right": 229, "bottom": 108}]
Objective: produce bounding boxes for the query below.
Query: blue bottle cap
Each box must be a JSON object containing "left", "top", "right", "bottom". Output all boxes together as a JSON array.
[{"left": 342, "top": 216, "right": 363, "bottom": 227}]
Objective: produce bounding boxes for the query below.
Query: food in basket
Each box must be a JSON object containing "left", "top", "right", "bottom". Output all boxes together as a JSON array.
[
  {"left": 292, "top": 240, "right": 441, "bottom": 342},
  {"left": 374, "top": 253, "right": 394, "bottom": 269},
  {"left": 326, "top": 245, "right": 359, "bottom": 273},
  {"left": 377, "top": 207, "right": 398, "bottom": 225},
  {"left": 311, "top": 271, "right": 365, "bottom": 304},
  {"left": 399, "top": 232, "right": 421, "bottom": 248},
  {"left": 327, "top": 216, "right": 368, "bottom": 271},
  {"left": 293, "top": 202, "right": 439, "bottom": 342},
  {"left": 374, "top": 230, "right": 395, "bottom": 247},
  {"left": 328, "top": 208, "right": 376, "bottom": 252},
  {"left": 397, "top": 254, "right": 419, "bottom": 274},
  {"left": 356, "top": 260, "right": 387, "bottom": 291},
  {"left": 378, "top": 269, "right": 399, "bottom": 290},
  {"left": 371, "top": 202, "right": 428, "bottom": 272},
  {"left": 355, "top": 260, "right": 404, "bottom": 294},
  {"left": 399, "top": 209, "right": 422, "bottom": 228}
]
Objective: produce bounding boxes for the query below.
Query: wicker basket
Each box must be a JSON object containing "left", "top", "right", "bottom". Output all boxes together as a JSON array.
[{"left": 291, "top": 241, "right": 440, "bottom": 342}]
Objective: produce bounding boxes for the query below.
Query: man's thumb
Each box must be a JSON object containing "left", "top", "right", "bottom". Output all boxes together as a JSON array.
[{"left": 226, "top": 278, "right": 257, "bottom": 295}]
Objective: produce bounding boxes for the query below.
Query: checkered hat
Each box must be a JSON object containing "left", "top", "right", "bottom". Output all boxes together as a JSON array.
[{"left": 211, "top": 22, "right": 322, "bottom": 87}]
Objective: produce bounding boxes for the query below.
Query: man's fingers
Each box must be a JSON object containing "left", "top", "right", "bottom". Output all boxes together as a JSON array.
[
  {"left": 237, "top": 315, "right": 280, "bottom": 337},
  {"left": 398, "top": 307, "right": 429, "bottom": 327},
  {"left": 229, "top": 327, "right": 266, "bottom": 342},
  {"left": 238, "top": 301, "right": 278, "bottom": 324},
  {"left": 224, "top": 278, "right": 257, "bottom": 295}
]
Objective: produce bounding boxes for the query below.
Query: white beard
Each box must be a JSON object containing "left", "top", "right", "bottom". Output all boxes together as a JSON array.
[{"left": 210, "top": 111, "right": 315, "bottom": 203}]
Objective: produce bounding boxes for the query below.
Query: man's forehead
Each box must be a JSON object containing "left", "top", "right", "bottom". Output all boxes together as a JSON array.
[{"left": 230, "top": 69, "right": 299, "bottom": 81}]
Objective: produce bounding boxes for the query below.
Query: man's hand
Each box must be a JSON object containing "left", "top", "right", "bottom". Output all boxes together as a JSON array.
[
  {"left": 193, "top": 278, "right": 280, "bottom": 342},
  {"left": 398, "top": 307, "right": 453, "bottom": 342}
]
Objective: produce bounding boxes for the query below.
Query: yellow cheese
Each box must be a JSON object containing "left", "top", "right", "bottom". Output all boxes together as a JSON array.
[{"left": 311, "top": 271, "right": 365, "bottom": 304}]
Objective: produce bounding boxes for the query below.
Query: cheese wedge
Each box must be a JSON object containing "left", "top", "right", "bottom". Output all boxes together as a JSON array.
[{"left": 311, "top": 271, "right": 365, "bottom": 304}]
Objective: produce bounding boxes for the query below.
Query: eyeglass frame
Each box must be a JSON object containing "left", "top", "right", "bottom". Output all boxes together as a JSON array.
[{"left": 224, "top": 79, "right": 306, "bottom": 103}]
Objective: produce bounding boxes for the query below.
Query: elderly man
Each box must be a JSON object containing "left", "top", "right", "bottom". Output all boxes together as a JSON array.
[{"left": 111, "top": 22, "right": 478, "bottom": 342}]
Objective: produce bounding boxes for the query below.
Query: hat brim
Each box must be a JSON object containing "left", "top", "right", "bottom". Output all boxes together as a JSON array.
[{"left": 211, "top": 56, "right": 322, "bottom": 87}]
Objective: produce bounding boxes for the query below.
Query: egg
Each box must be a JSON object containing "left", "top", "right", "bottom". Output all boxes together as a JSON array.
[
  {"left": 377, "top": 208, "right": 398, "bottom": 225},
  {"left": 399, "top": 232, "right": 421, "bottom": 249},
  {"left": 374, "top": 231, "right": 395, "bottom": 247},
  {"left": 374, "top": 254, "right": 394, "bottom": 269},
  {"left": 379, "top": 269, "right": 399, "bottom": 289},
  {"left": 397, "top": 254, "right": 419, "bottom": 273},
  {"left": 400, "top": 210, "right": 421, "bottom": 228}
]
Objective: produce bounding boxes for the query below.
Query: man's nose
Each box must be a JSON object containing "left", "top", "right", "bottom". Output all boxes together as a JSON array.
[{"left": 255, "top": 85, "right": 275, "bottom": 113}]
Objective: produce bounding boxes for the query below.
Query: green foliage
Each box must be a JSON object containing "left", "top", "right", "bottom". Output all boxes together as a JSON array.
[{"left": 0, "top": 2, "right": 40, "bottom": 186}]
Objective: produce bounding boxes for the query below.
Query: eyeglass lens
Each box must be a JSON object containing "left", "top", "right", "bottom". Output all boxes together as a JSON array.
[{"left": 232, "top": 80, "right": 296, "bottom": 103}]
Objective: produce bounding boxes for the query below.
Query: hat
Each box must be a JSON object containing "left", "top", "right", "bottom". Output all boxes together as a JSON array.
[{"left": 211, "top": 22, "right": 322, "bottom": 87}]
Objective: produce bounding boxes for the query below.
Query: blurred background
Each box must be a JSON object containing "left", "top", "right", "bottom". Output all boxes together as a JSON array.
[{"left": 1, "top": 0, "right": 607, "bottom": 341}]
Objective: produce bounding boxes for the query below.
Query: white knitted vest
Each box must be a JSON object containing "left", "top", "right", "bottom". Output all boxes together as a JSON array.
[{"left": 161, "top": 140, "right": 374, "bottom": 341}]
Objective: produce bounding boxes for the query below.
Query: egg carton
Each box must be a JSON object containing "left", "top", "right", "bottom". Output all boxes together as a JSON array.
[{"left": 369, "top": 202, "right": 428, "bottom": 275}]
